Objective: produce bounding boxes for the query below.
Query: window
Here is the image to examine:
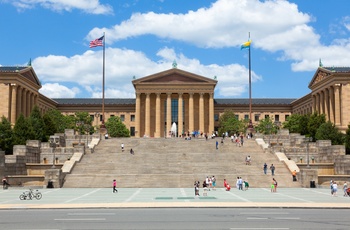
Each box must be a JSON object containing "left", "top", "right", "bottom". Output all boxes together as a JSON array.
[
  {"left": 90, "top": 115, "right": 94, "bottom": 121},
  {"left": 265, "top": 114, "right": 269, "bottom": 119},
  {"left": 214, "top": 114, "right": 219, "bottom": 121},
  {"left": 131, "top": 115, "right": 135, "bottom": 122},
  {"left": 285, "top": 114, "right": 290, "bottom": 121},
  {"left": 130, "top": 127, "right": 135, "bottom": 136},
  {"left": 254, "top": 114, "right": 260, "bottom": 122},
  {"left": 110, "top": 114, "right": 115, "bottom": 117},
  {"left": 244, "top": 114, "right": 249, "bottom": 120},
  {"left": 274, "top": 114, "right": 280, "bottom": 122},
  {"left": 120, "top": 114, "right": 125, "bottom": 122},
  {"left": 235, "top": 115, "right": 239, "bottom": 120}
]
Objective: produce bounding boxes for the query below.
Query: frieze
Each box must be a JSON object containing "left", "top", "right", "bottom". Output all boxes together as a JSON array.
[{"left": 313, "top": 71, "right": 331, "bottom": 85}]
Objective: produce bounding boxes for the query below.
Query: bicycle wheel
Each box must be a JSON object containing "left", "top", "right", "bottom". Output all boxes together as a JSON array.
[
  {"left": 19, "top": 194, "right": 25, "bottom": 200},
  {"left": 35, "top": 193, "right": 42, "bottom": 200}
]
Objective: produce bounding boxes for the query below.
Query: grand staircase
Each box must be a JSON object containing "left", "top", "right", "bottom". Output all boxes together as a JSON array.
[{"left": 63, "top": 137, "right": 301, "bottom": 188}]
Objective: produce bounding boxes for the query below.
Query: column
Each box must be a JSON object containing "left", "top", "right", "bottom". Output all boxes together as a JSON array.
[
  {"left": 320, "top": 91, "right": 324, "bottom": 114},
  {"left": 135, "top": 93, "right": 141, "bottom": 137},
  {"left": 22, "top": 89, "right": 27, "bottom": 117},
  {"left": 155, "top": 93, "right": 161, "bottom": 138},
  {"left": 199, "top": 93, "right": 204, "bottom": 133},
  {"left": 16, "top": 86, "right": 22, "bottom": 120},
  {"left": 315, "top": 93, "right": 320, "bottom": 114},
  {"left": 209, "top": 93, "right": 214, "bottom": 135},
  {"left": 329, "top": 87, "right": 335, "bottom": 124},
  {"left": 334, "top": 84, "right": 341, "bottom": 126},
  {"left": 10, "top": 84, "right": 17, "bottom": 124},
  {"left": 312, "top": 94, "right": 316, "bottom": 113},
  {"left": 324, "top": 89, "right": 330, "bottom": 121},
  {"left": 178, "top": 93, "right": 183, "bottom": 137},
  {"left": 145, "top": 93, "right": 150, "bottom": 137},
  {"left": 189, "top": 93, "right": 194, "bottom": 133},
  {"left": 166, "top": 93, "right": 172, "bottom": 137},
  {"left": 26, "top": 91, "right": 31, "bottom": 116}
]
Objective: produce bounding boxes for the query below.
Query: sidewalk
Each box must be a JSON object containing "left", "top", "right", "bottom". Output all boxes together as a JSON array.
[{"left": 0, "top": 187, "right": 349, "bottom": 209}]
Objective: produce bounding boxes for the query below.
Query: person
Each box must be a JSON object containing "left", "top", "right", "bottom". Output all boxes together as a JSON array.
[
  {"left": 238, "top": 177, "right": 243, "bottom": 190},
  {"left": 112, "top": 179, "right": 118, "bottom": 193},
  {"left": 121, "top": 143, "right": 124, "bottom": 152},
  {"left": 130, "top": 149, "right": 134, "bottom": 155},
  {"left": 263, "top": 163, "right": 267, "bottom": 175},
  {"left": 244, "top": 180, "right": 249, "bottom": 190},
  {"left": 205, "top": 176, "right": 210, "bottom": 190},
  {"left": 330, "top": 180, "right": 334, "bottom": 195},
  {"left": 104, "top": 133, "right": 109, "bottom": 139},
  {"left": 272, "top": 178, "right": 278, "bottom": 192},
  {"left": 2, "top": 177, "right": 10, "bottom": 189},
  {"left": 270, "top": 164, "right": 275, "bottom": 176},
  {"left": 226, "top": 183, "right": 231, "bottom": 191},
  {"left": 292, "top": 170, "right": 297, "bottom": 181},
  {"left": 343, "top": 181, "right": 348, "bottom": 197},
  {"left": 270, "top": 181, "right": 275, "bottom": 193},
  {"left": 212, "top": 176, "right": 216, "bottom": 191},
  {"left": 245, "top": 156, "right": 251, "bottom": 165},
  {"left": 194, "top": 181, "right": 200, "bottom": 196},
  {"left": 216, "top": 140, "right": 218, "bottom": 150},
  {"left": 223, "top": 179, "right": 228, "bottom": 188},
  {"left": 332, "top": 181, "right": 338, "bottom": 196}
]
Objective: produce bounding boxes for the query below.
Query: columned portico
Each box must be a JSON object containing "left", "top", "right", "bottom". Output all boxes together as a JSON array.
[{"left": 132, "top": 68, "right": 217, "bottom": 138}]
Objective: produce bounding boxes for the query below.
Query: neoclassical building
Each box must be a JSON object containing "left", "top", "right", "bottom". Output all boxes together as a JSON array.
[{"left": 1, "top": 65, "right": 349, "bottom": 137}]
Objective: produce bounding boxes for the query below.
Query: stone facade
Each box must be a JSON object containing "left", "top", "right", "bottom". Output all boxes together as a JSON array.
[{"left": 1, "top": 65, "right": 350, "bottom": 137}]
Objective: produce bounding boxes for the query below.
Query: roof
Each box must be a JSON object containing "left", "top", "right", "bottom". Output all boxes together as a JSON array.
[
  {"left": 52, "top": 98, "right": 136, "bottom": 105},
  {"left": 322, "top": 67, "right": 350, "bottom": 72},
  {"left": 52, "top": 98, "right": 296, "bottom": 106},
  {"left": 0, "top": 66, "right": 29, "bottom": 72},
  {"left": 214, "top": 98, "right": 296, "bottom": 105}
]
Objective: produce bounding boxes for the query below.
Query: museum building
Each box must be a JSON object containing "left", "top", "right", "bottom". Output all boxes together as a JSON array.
[{"left": 1, "top": 65, "right": 350, "bottom": 137}]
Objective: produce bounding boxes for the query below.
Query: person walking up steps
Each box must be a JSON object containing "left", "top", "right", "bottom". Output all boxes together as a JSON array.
[
  {"left": 270, "top": 164, "right": 275, "bottom": 176},
  {"left": 112, "top": 179, "right": 118, "bottom": 193},
  {"left": 121, "top": 143, "right": 124, "bottom": 152}
]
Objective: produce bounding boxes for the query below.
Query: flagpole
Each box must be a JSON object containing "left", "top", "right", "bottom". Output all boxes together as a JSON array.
[
  {"left": 248, "top": 32, "right": 252, "bottom": 123},
  {"left": 102, "top": 32, "right": 105, "bottom": 125}
]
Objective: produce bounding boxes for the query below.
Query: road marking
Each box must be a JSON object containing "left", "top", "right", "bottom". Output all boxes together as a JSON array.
[
  {"left": 246, "top": 217, "right": 268, "bottom": 220},
  {"left": 124, "top": 188, "right": 142, "bottom": 202},
  {"left": 180, "top": 188, "right": 190, "bottom": 202},
  {"left": 68, "top": 213, "right": 115, "bottom": 216},
  {"left": 230, "top": 228, "right": 289, "bottom": 230},
  {"left": 275, "top": 217, "right": 300, "bottom": 220},
  {"left": 261, "top": 188, "right": 313, "bottom": 203},
  {"left": 64, "top": 188, "right": 101, "bottom": 203},
  {"left": 240, "top": 212, "right": 289, "bottom": 215},
  {"left": 222, "top": 188, "right": 251, "bottom": 202},
  {"left": 55, "top": 218, "right": 106, "bottom": 221}
]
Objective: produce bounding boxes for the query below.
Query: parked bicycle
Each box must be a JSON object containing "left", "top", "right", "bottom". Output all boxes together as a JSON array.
[{"left": 19, "top": 189, "right": 42, "bottom": 200}]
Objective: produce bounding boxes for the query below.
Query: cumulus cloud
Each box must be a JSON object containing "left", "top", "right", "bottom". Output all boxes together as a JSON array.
[
  {"left": 39, "top": 83, "right": 80, "bottom": 98},
  {"left": 8, "top": 0, "right": 113, "bottom": 14},
  {"left": 86, "top": 0, "right": 350, "bottom": 72},
  {"left": 32, "top": 47, "right": 257, "bottom": 98}
]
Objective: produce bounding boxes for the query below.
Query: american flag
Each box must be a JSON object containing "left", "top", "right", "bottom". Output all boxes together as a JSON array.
[{"left": 89, "top": 36, "right": 104, "bottom": 48}]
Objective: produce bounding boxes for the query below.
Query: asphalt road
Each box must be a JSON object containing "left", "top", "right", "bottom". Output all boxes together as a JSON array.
[{"left": 0, "top": 208, "right": 349, "bottom": 230}]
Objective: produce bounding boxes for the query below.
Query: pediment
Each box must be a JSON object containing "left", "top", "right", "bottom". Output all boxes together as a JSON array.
[
  {"left": 20, "top": 67, "right": 41, "bottom": 87},
  {"left": 133, "top": 68, "right": 217, "bottom": 85},
  {"left": 308, "top": 68, "right": 332, "bottom": 89}
]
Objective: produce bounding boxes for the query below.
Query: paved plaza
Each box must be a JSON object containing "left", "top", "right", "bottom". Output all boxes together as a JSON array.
[{"left": 0, "top": 187, "right": 349, "bottom": 209}]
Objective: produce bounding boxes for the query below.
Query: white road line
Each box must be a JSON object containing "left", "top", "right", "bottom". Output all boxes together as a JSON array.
[
  {"left": 68, "top": 213, "right": 115, "bottom": 216},
  {"left": 64, "top": 188, "right": 101, "bottom": 203},
  {"left": 124, "top": 188, "right": 142, "bottom": 202},
  {"left": 222, "top": 188, "right": 251, "bottom": 202},
  {"left": 180, "top": 188, "right": 191, "bottom": 202},
  {"left": 261, "top": 188, "right": 313, "bottom": 203},
  {"left": 240, "top": 212, "right": 289, "bottom": 215},
  {"left": 246, "top": 217, "right": 268, "bottom": 220},
  {"left": 230, "top": 228, "right": 289, "bottom": 230},
  {"left": 55, "top": 218, "right": 106, "bottom": 221},
  {"left": 275, "top": 217, "right": 300, "bottom": 220}
]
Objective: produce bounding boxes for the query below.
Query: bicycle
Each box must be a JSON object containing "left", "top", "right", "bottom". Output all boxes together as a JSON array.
[{"left": 19, "top": 189, "right": 42, "bottom": 200}]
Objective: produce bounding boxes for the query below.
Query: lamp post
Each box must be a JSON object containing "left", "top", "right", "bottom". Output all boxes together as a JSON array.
[
  {"left": 94, "top": 112, "right": 100, "bottom": 129},
  {"left": 305, "top": 137, "right": 313, "bottom": 169},
  {"left": 49, "top": 137, "right": 56, "bottom": 169}
]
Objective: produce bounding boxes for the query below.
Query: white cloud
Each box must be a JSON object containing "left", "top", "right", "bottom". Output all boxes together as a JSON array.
[
  {"left": 86, "top": 0, "right": 350, "bottom": 72},
  {"left": 8, "top": 0, "right": 113, "bottom": 14},
  {"left": 39, "top": 83, "right": 80, "bottom": 98},
  {"left": 32, "top": 47, "right": 257, "bottom": 98}
]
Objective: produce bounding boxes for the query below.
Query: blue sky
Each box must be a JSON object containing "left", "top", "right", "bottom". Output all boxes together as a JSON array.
[{"left": 1, "top": 0, "right": 350, "bottom": 99}]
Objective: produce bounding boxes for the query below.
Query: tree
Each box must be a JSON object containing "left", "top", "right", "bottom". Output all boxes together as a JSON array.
[
  {"left": 0, "top": 116, "right": 13, "bottom": 154},
  {"left": 43, "top": 113, "right": 57, "bottom": 139},
  {"left": 315, "top": 121, "right": 344, "bottom": 145},
  {"left": 282, "top": 114, "right": 310, "bottom": 135},
  {"left": 218, "top": 110, "right": 245, "bottom": 135},
  {"left": 308, "top": 113, "right": 326, "bottom": 140},
  {"left": 255, "top": 117, "right": 278, "bottom": 134},
  {"left": 105, "top": 116, "right": 130, "bottom": 137},
  {"left": 75, "top": 112, "right": 93, "bottom": 135},
  {"left": 13, "top": 114, "right": 34, "bottom": 145},
  {"left": 44, "top": 109, "right": 70, "bottom": 133},
  {"left": 29, "top": 105, "right": 46, "bottom": 142}
]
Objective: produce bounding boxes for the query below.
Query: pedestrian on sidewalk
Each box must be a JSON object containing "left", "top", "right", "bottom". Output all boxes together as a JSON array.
[
  {"left": 270, "top": 164, "right": 275, "bottom": 176},
  {"left": 272, "top": 178, "right": 278, "bottom": 192},
  {"left": 343, "top": 181, "right": 348, "bottom": 197},
  {"left": 130, "top": 148, "right": 134, "bottom": 155},
  {"left": 2, "top": 176, "right": 10, "bottom": 189},
  {"left": 112, "top": 179, "right": 118, "bottom": 193},
  {"left": 292, "top": 170, "right": 297, "bottom": 181},
  {"left": 263, "top": 163, "right": 267, "bottom": 174},
  {"left": 216, "top": 140, "right": 218, "bottom": 150},
  {"left": 121, "top": 143, "right": 124, "bottom": 152},
  {"left": 212, "top": 176, "right": 216, "bottom": 191}
]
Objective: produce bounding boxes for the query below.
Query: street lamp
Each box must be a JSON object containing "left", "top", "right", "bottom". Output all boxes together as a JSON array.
[
  {"left": 305, "top": 137, "right": 313, "bottom": 169},
  {"left": 49, "top": 137, "right": 57, "bottom": 169}
]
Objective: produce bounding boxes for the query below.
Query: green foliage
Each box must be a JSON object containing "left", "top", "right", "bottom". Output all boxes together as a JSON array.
[
  {"left": 75, "top": 111, "right": 93, "bottom": 135},
  {"left": 44, "top": 109, "right": 71, "bottom": 133},
  {"left": 105, "top": 116, "right": 130, "bottom": 137},
  {"left": 315, "top": 121, "right": 344, "bottom": 145},
  {"left": 29, "top": 105, "right": 46, "bottom": 142},
  {"left": 43, "top": 113, "right": 56, "bottom": 139},
  {"left": 255, "top": 117, "right": 278, "bottom": 134},
  {"left": 218, "top": 110, "right": 245, "bottom": 135},
  {"left": 282, "top": 114, "right": 310, "bottom": 135},
  {"left": 13, "top": 114, "right": 34, "bottom": 145},
  {"left": 308, "top": 113, "right": 326, "bottom": 140},
  {"left": 0, "top": 116, "right": 13, "bottom": 154}
]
